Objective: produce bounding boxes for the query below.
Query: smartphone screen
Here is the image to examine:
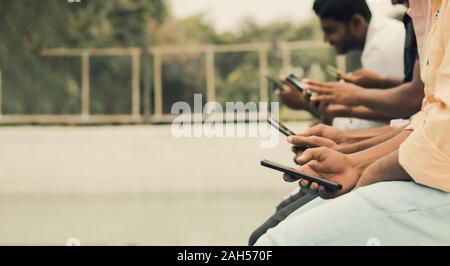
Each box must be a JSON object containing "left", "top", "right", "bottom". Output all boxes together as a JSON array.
[{"left": 260, "top": 159, "right": 342, "bottom": 190}]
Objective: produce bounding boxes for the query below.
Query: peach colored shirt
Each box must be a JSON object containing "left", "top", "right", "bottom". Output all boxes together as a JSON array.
[
  {"left": 400, "top": 0, "right": 450, "bottom": 192},
  {"left": 408, "top": 0, "right": 432, "bottom": 57}
]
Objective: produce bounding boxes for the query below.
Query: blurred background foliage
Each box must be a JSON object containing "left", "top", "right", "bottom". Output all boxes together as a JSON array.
[{"left": 0, "top": 0, "right": 339, "bottom": 116}]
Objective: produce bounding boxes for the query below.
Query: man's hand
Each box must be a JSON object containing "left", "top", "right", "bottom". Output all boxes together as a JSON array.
[
  {"left": 288, "top": 135, "right": 339, "bottom": 165},
  {"left": 300, "top": 123, "right": 349, "bottom": 144},
  {"left": 278, "top": 82, "right": 310, "bottom": 110},
  {"left": 339, "top": 69, "right": 386, "bottom": 88},
  {"left": 288, "top": 135, "right": 338, "bottom": 151},
  {"left": 284, "top": 147, "right": 363, "bottom": 199},
  {"left": 322, "top": 104, "right": 352, "bottom": 124},
  {"left": 305, "top": 80, "right": 364, "bottom": 106}
]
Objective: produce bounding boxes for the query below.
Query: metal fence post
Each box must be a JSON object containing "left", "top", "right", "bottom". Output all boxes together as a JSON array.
[
  {"left": 281, "top": 44, "right": 291, "bottom": 74},
  {"left": 131, "top": 49, "right": 141, "bottom": 120},
  {"left": 259, "top": 47, "right": 269, "bottom": 102},
  {"left": 81, "top": 51, "right": 90, "bottom": 119},
  {"left": 143, "top": 42, "right": 152, "bottom": 122},
  {"left": 153, "top": 50, "right": 163, "bottom": 118},
  {"left": 205, "top": 47, "right": 216, "bottom": 111},
  {"left": 0, "top": 69, "right": 2, "bottom": 116}
]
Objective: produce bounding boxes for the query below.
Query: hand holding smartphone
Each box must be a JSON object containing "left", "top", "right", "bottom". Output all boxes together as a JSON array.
[
  {"left": 285, "top": 74, "right": 321, "bottom": 110},
  {"left": 260, "top": 159, "right": 342, "bottom": 191},
  {"left": 285, "top": 74, "right": 307, "bottom": 93}
]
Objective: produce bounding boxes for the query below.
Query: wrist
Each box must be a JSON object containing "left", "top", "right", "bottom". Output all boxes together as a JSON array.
[
  {"left": 335, "top": 144, "right": 355, "bottom": 154},
  {"left": 357, "top": 89, "right": 371, "bottom": 107},
  {"left": 380, "top": 75, "right": 389, "bottom": 88},
  {"left": 340, "top": 131, "right": 360, "bottom": 144},
  {"left": 357, "top": 164, "right": 380, "bottom": 187},
  {"left": 352, "top": 87, "right": 364, "bottom": 105},
  {"left": 348, "top": 152, "right": 371, "bottom": 175},
  {"left": 381, "top": 76, "right": 402, "bottom": 88}
]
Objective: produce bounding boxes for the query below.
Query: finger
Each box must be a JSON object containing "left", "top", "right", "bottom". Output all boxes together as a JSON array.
[
  {"left": 293, "top": 149, "right": 307, "bottom": 163},
  {"left": 318, "top": 185, "right": 332, "bottom": 199},
  {"left": 294, "top": 153, "right": 303, "bottom": 165},
  {"left": 337, "top": 72, "right": 346, "bottom": 79},
  {"left": 291, "top": 146, "right": 300, "bottom": 154},
  {"left": 302, "top": 79, "right": 331, "bottom": 88},
  {"left": 306, "top": 85, "right": 332, "bottom": 94},
  {"left": 309, "top": 182, "right": 320, "bottom": 193},
  {"left": 296, "top": 147, "right": 328, "bottom": 165},
  {"left": 309, "top": 120, "right": 321, "bottom": 128},
  {"left": 288, "top": 136, "right": 329, "bottom": 149},
  {"left": 308, "top": 159, "right": 332, "bottom": 173},
  {"left": 339, "top": 72, "right": 356, "bottom": 82},
  {"left": 284, "top": 83, "right": 298, "bottom": 93},
  {"left": 280, "top": 85, "right": 293, "bottom": 94},
  {"left": 338, "top": 73, "right": 352, "bottom": 82},
  {"left": 299, "top": 179, "right": 310, "bottom": 188},
  {"left": 283, "top": 173, "right": 299, "bottom": 183},
  {"left": 312, "top": 95, "right": 335, "bottom": 102},
  {"left": 300, "top": 124, "right": 326, "bottom": 137}
]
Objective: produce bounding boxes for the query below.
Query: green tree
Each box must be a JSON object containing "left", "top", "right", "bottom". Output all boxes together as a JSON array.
[{"left": 0, "top": 0, "right": 168, "bottom": 115}]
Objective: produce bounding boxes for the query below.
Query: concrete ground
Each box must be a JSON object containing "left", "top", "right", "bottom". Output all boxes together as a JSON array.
[{"left": 0, "top": 123, "right": 309, "bottom": 245}]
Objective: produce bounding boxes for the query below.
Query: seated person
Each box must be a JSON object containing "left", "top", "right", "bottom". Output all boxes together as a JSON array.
[
  {"left": 278, "top": 0, "right": 406, "bottom": 130},
  {"left": 255, "top": 0, "right": 450, "bottom": 246},
  {"left": 249, "top": 0, "right": 420, "bottom": 245}
]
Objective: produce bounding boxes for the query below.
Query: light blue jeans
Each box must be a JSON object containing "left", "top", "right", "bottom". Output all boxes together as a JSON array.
[{"left": 255, "top": 181, "right": 450, "bottom": 246}]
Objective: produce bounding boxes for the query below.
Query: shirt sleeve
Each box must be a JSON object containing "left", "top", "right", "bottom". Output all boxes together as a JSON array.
[
  {"left": 363, "top": 45, "right": 405, "bottom": 79},
  {"left": 361, "top": 19, "right": 406, "bottom": 78},
  {"left": 399, "top": 14, "right": 450, "bottom": 192},
  {"left": 404, "top": 111, "right": 426, "bottom": 130}
]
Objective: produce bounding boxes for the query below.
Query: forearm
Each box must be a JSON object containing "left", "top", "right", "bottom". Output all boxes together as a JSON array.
[
  {"left": 355, "top": 60, "right": 424, "bottom": 118},
  {"left": 357, "top": 150, "right": 413, "bottom": 187},
  {"left": 343, "top": 125, "right": 396, "bottom": 143},
  {"left": 347, "top": 106, "right": 395, "bottom": 121},
  {"left": 348, "top": 130, "right": 412, "bottom": 172},
  {"left": 379, "top": 76, "right": 404, "bottom": 88},
  {"left": 357, "top": 84, "right": 423, "bottom": 119},
  {"left": 337, "top": 125, "right": 406, "bottom": 154}
]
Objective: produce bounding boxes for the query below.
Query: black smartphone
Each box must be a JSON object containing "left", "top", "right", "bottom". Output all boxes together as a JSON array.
[
  {"left": 286, "top": 74, "right": 307, "bottom": 93},
  {"left": 267, "top": 119, "right": 295, "bottom": 137},
  {"left": 265, "top": 75, "right": 284, "bottom": 91},
  {"left": 260, "top": 159, "right": 342, "bottom": 191},
  {"left": 267, "top": 119, "right": 310, "bottom": 149},
  {"left": 286, "top": 74, "right": 320, "bottom": 109}
]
